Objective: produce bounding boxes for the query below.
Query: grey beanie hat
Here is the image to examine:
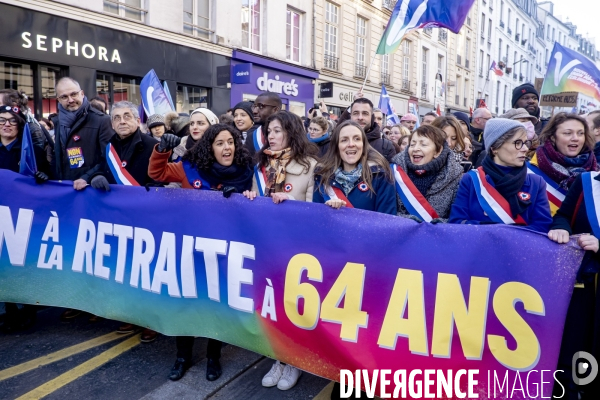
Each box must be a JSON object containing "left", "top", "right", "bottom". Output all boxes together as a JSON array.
[
  {"left": 146, "top": 114, "right": 165, "bottom": 129},
  {"left": 483, "top": 118, "right": 526, "bottom": 151}
]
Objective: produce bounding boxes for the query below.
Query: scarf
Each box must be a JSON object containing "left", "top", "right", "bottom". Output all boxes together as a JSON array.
[
  {"left": 201, "top": 162, "right": 254, "bottom": 194},
  {"left": 308, "top": 132, "right": 330, "bottom": 144},
  {"left": 482, "top": 155, "right": 529, "bottom": 217},
  {"left": 333, "top": 164, "right": 363, "bottom": 195},
  {"left": 185, "top": 136, "right": 198, "bottom": 150},
  {"left": 263, "top": 147, "right": 292, "bottom": 197},
  {"left": 58, "top": 96, "right": 89, "bottom": 145},
  {"left": 536, "top": 140, "right": 597, "bottom": 190},
  {"left": 405, "top": 146, "right": 449, "bottom": 196}
]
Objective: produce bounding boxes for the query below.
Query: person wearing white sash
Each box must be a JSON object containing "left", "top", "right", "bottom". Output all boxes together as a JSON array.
[
  {"left": 391, "top": 125, "right": 462, "bottom": 222},
  {"left": 449, "top": 118, "right": 553, "bottom": 232},
  {"left": 243, "top": 110, "right": 317, "bottom": 391},
  {"left": 313, "top": 120, "right": 396, "bottom": 214}
]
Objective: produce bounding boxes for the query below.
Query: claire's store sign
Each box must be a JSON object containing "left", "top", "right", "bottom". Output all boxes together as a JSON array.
[
  {"left": 21, "top": 31, "right": 122, "bottom": 64},
  {"left": 256, "top": 73, "right": 299, "bottom": 97}
]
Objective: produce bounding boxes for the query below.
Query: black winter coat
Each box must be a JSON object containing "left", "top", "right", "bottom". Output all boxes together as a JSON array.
[
  {"left": 0, "top": 137, "right": 50, "bottom": 174},
  {"left": 103, "top": 129, "right": 158, "bottom": 186},
  {"left": 365, "top": 123, "right": 396, "bottom": 163},
  {"left": 50, "top": 104, "right": 114, "bottom": 182}
]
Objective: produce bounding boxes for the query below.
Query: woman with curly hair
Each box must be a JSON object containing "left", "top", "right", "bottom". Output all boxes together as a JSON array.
[
  {"left": 243, "top": 110, "right": 318, "bottom": 204},
  {"left": 313, "top": 120, "right": 396, "bottom": 214},
  {"left": 148, "top": 123, "right": 253, "bottom": 191},
  {"left": 148, "top": 123, "right": 253, "bottom": 382}
]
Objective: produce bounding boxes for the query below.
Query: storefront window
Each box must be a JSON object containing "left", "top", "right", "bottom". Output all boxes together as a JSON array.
[
  {"left": 288, "top": 100, "right": 305, "bottom": 117},
  {"left": 41, "top": 66, "right": 60, "bottom": 118},
  {"left": 0, "top": 60, "right": 34, "bottom": 106},
  {"left": 96, "top": 73, "right": 141, "bottom": 109},
  {"left": 177, "top": 84, "right": 208, "bottom": 114}
]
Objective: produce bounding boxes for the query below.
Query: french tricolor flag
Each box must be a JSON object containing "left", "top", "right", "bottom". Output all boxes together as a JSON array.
[
  {"left": 490, "top": 61, "right": 504, "bottom": 77},
  {"left": 106, "top": 143, "right": 140, "bottom": 186}
]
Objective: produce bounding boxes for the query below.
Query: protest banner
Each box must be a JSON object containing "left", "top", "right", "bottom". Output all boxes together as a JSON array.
[
  {"left": 540, "top": 92, "right": 579, "bottom": 107},
  {"left": 0, "top": 170, "right": 584, "bottom": 398}
]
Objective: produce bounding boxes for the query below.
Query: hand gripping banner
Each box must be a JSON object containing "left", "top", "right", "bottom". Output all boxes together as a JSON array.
[{"left": 0, "top": 170, "right": 584, "bottom": 398}]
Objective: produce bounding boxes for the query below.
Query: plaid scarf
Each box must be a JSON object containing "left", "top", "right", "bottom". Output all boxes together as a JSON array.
[
  {"left": 263, "top": 147, "right": 292, "bottom": 197},
  {"left": 536, "top": 140, "right": 597, "bottom": 190},
  {"left": 333, "top": 164, "right": 363, "bottom": 195}
]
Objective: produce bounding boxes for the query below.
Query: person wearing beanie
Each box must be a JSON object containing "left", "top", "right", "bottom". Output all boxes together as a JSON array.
[
  {"left": 232, "top": 101, "right": 255, "bottom": 145},
  {"left": 168, "top": 108, "right": 219, "bottom": 162},
  {"left": 449, "top": 118, "right": 553, "bottom": 232},
  {"left": 400, "top": 113, "right": 418, "bottom": 132},
  {"left": 451, "top": 112, "right": 471, "bottom": 136},
  {"left": 512, "top": 83, "right": 549, "bottom": 135},
  {"left": 146, "top": 114, "right": 166, "bottom": 140}
]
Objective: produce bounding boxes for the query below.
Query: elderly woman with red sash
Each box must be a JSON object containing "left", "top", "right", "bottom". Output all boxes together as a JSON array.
[
  {"left": 548, "top": 172, "right": 600, "bottom": 398},
  {"left": 243, "top": 110, "right": 317, "bottom": 391},
  {"left": 148, "top": 123, "right": 253, "bottom": 383},
  {"left": 312, "top": 120, "right": 396, "bottom": 214},
  {"left": 528, "top": 112, "right": 598, "bottom": 216},
  {"left": 390, "top": 125, "right": 462, "bottom": 222},
  {"left": 449, "top": 118, "right": 553, "bottom": 232}
]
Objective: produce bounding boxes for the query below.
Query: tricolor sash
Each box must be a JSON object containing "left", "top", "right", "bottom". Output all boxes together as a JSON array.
[
  {"left": 321, "top": 183, "right": 354, "bottom": 208},
  {"left": 254, "top": 164, "right": 268, "bottom": 196},
  {"left": 582, "top": 171, "right": 600, "bottom": 238},
  {"left": 106, "top": 143, "right": 140, "bottom": 186},
  {"left": 253, "top": 126, "right": 265, "bottom": 151},
  {"left": 468, "top": 167, "right": 527, "bottom": 225},
  {"left": 391, "top": 164, "right": 439, "bottom": 222},
  {"left": 182, "top": 160, "right": 211, "bottom": 190},
  {"left": 526, "top": 158, "right": 566, "bottom": 216}
]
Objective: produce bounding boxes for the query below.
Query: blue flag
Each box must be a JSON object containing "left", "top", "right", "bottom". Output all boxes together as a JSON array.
[
  {"left": 140, "top": 69, "right": 175, "bottom": 117},
  {"left": 378, "top": 85, "right": 400, "bottom": 126},
  {"left": 163, "top": 81, "right": 175, "bottom": 111},
  {"left": 19, "top": 123, "right": 37, "bottom": 177},
  {"left": 377, "top": 0, "right": 476, "bottom": 54}
]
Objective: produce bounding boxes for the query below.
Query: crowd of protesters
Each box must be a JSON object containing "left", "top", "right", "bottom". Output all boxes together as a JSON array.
[{"left": 2, "top": 77, "right": 600, "bottom": 399}]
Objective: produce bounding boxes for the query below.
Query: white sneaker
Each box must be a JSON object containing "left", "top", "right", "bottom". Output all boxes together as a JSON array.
[
  {"left": 277, "top": 364, "right": 302, "bottom": 390},
  {"left": 262, "top": 360, "right": 284, "bottom": 387}
]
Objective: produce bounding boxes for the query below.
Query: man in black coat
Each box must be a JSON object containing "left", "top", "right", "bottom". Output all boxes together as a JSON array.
[
  {"left": 348, "top": 98, "right": 396, "bottom": 162},
  {"left": 244, "top": 92, "right": 282, "bottom": 157},
  {"left": 103, "top": 101, "right": 158, "bottom": 186},
  {"left": 50, "top": 77, "right": 114, "bottom": 190}
]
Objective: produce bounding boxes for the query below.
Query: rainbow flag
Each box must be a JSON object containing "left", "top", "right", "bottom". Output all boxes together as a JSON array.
[{"left": 541, "top": 42, "right": 600, "bottom": 102}]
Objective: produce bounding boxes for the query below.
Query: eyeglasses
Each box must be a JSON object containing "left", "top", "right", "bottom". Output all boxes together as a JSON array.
[
  {"left": 252, "top": 102, "right": 276, "bottom": 111},
  {"left": 307, "top": 127, "right": 322, "bottom": 133},
  {"left": 112, "top": 113, "right": 135, "bottom": 123},
  {"left": 57, "top": 90, "right": 82, "bottom": 102},
  {"left": 0, "top": 117, "right": 18, "bottom": 126},
  {"left": 513, "top": 139, "right": 533, "bottom": 150}
]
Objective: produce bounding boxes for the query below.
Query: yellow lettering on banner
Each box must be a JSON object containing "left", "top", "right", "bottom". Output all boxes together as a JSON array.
[
  {"left": 67, "top": 148, "right": 81, "bottom": 157},
  {"left": 487, "top": 282, "right": 544, "bottom": 371},
  {"left": 431, "top": 274, "right": 490, "bottom": 359},
  {"left": 284, "top": 254, "right": 322, "bottom": 330},
  {"left": 377, "top": 268, "right": 428, "bottom": 355},
  {"left": 320, "top": 262, "right": 368, "bottom": 342}
]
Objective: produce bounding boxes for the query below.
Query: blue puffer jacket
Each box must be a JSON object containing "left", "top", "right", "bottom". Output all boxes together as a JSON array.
[
  {"left": 448, "top": 171, "right": 553, "bottom": 233},
  {"left": 313, "top": 165, "right": 398, "bottom": 215}
]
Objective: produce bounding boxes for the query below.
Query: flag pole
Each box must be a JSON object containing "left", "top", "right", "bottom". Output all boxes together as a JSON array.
[{"left": 360, "top": 52, "right": 378, "bottom": 93}]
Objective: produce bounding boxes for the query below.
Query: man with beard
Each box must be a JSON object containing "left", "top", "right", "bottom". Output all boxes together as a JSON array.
[
  {"left": 512, "top": 83, "right": 549, "bottom": 136},
  {"left": 244, "top": 92, "right": 282, "bottom": 157},
  {"left": 349, "top": 98, "right": 396, "bottom": 162}
]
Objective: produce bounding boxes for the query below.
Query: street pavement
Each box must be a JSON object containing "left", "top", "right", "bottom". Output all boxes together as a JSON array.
[{"left": 0, "top": 306, "right": 332, "bottom": 400}]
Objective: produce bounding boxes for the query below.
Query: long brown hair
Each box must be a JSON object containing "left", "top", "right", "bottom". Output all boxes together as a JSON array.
[
  {"left": 257, "top": 111, "right": 318, "bottom": 171},
  {"left": 315, "top": 120, "right": 391, "bottom": 195},
  {"left": 431, "top": 115, "right": 466, "bottom": 152},
  {"left": 538, "top": 112, "right": 595, "bottom": 154}
]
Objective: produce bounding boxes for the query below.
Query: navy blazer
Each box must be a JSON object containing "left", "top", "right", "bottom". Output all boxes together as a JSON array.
[
  {"left": 449, "top": 171, "right": 553, "bottom": 233},
  {"left": 313, "top": 167, "right": 398, "bottom": 215}
]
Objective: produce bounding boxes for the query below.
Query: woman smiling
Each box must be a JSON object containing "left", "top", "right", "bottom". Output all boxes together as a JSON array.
[
  {"left": 313, "top": 120, "right": 396, "bottom": 214},
  {"left": 390, "top": 125, "right": 462, "bottom": 222},
  {"left": 449, "top": 118, "right": 553, "bottom": 232}
]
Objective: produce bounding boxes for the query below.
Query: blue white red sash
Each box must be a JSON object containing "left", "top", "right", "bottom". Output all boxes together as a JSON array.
[
  {"left": 254, "top": 164, "right": 268, "bottom": 196},
  {"left": 106, "top": 143, "right": 140, "bottom": 186},
  {"left": 253, "top": 126, "right": 265, "bottom": 151},
  {"left": 182, "top": 160, "right": 211, "bottom": 190},
  {"left": 526, "top": 160, "right": 566, "bottom": 212},
  {"left": 321, "top": 183, "right": 354, "bottom": 208},
  {"left": 582, "top": 171, "right": 600, "bottom": 238},
  {"left": 468, "top": 167, "right": 527, "bottom": 225},
  {"left": 391, "top": 164, "right": 439, "bottom": 222}
]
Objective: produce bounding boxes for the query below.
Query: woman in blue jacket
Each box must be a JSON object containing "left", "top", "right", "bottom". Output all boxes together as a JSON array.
[
  {"left": 313, "top": 120, "right": 397, "bottom": 215},
  {"left": 449, "top": 118, "right": 553, "bottom": 233},
  {"left": 548, "top": 173, "right": 600, "bottom": 398}
]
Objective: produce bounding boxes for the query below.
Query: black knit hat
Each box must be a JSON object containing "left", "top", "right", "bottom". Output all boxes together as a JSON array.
[
  {"left": 232, "top": 101, "right": 254, "bottom": 120},
  {"left": 512, "top": 83, "right": 539, "bottom": 108},
  {"left": 0, "top": 104, "right": 26, "bottom": 132}
]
